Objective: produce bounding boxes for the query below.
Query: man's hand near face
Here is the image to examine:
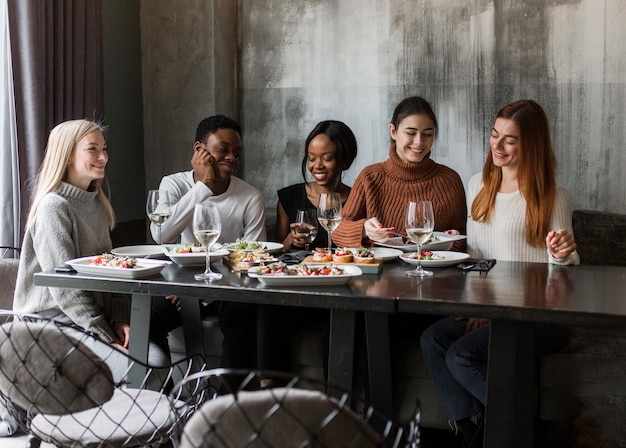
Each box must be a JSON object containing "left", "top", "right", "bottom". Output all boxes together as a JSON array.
[{"left": 192, "top": 144, "right": 216, "bottom": 187}]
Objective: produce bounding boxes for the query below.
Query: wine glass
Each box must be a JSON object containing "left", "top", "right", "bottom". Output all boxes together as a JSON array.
[
  {"left": 192, "top": 203, "right": 223, "bottom": 281},
  {"left": 405, "top": 200, "right": 435, "bottom": 277},
  {"left": 295, "top": 209, "right": 319, "bottom": 251},
  {"left": 146, "top": 190, "right": 171, "bottom": 245},
  {"left": 317, "top": 193, "right": 342, "bottom": 251}
]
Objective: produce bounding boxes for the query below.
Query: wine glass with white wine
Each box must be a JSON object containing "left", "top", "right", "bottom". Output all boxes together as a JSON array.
[
  {"left": 192, "top": 203, "right": 223, "bottom": 281},
  {"left": 295, "top": 209, "right": 318, "bottom": 251},
  {"left": 146, "top": 190, "right": 171, "bottom": 245},
  {"left": 405, "top": 200, "right": 435, "bottom": 277},
  {"left": 317, "top": 193, "right": 342, "bottom": 251}
]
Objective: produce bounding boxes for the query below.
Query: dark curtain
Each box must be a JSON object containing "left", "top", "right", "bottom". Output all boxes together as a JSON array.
[{"left": 7, "top": 0, "right": 104, "bottom": 239}]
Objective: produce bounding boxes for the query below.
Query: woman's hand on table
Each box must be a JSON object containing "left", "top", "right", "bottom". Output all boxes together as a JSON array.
[
  {"left": 455, "top": 316, "right": 490, "bottom": 334},
  {"left": 112, "top": 321, "right": 131, "bottom": 349},
  {"left": 364, "top": 217, "right": 394, "bottom": 242},
  {"left": 546, "top": 229, "right": 577, "bottom": 259}
]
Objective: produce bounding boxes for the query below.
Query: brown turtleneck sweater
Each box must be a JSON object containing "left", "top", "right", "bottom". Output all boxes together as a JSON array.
[{"left": 333, "top": 144, "right": 467, "bottom": 248}]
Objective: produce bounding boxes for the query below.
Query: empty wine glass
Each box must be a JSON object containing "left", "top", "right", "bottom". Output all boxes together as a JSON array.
[
  {"left": 192, "top": 203, "right": 223, "bottom": 281},
  {"left": 295, "top": 209, "right": 318, "bottom": 251},
  {"left": 405, "top": 200, "right": 435, "bottom": 277},
  {"left": 146, "top": 190, "right": 171, "bottom": 245},
  {"left": 317, "top": 193, "right": 342, "bottom": 251}
]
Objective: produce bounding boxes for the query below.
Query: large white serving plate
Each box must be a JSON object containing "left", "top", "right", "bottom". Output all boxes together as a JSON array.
[
  {"left": 367, "top": 247, "right": 403, "bottom": 262},
  {"left": 162, "top": 245, "right": 229, "bottom": 266},
  {"left": 375, "top": 232, "right": 467, "bottom": 252},
  {"left": 66, "top": 256, "right": 171, "bottom": 279},
  {"left": 224, "top": 241, "right": 284, "bottom": 254},
  {"left": 111, "top": 245, "right": 167, "bottom": 259},
  {"left": 399, "top": 251, "right": 470, "bottom": 268},
  {"left": 247, "top": 264, "right": 362, "bottom": 286}
]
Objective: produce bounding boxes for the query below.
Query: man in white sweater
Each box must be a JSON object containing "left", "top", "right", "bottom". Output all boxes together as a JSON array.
[{"left": 149, "top": 115, "right": 266, "bottom": 366}]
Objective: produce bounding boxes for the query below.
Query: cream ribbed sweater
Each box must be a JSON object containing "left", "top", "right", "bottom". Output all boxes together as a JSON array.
[
  {"left": 333, "top": 145, "right": 467, "bottom": 248},
  {"left": 466, "top": 173, "right": 580, "bottom": 264}
]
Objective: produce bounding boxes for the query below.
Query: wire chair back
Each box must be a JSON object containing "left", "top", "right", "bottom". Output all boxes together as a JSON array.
[
  {"left": 169, "top": 368, "right": 420, "bottom": 448},
  {"left": 0, "top": 311, "right": 205, "bottom": 447}
]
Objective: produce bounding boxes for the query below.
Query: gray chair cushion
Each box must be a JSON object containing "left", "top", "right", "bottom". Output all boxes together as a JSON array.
[
  {"left": 572, "top": 209, "right": 626, "bottom": 266},
  {"left": 0, "top": 321, "right": 114, "bottom": 414},
  {"left": 180, "top": 388, "right": 384, "bottom": 448},
  {"left": 31, "top": 388, "right": 176, "bottom": 447}
]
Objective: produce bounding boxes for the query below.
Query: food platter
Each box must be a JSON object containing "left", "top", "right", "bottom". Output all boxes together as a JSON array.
[
  {"left": 247, "top": 264, "right": 362, "bottom": 286},
  {"left": 399, "top": 251, "right": 470, "bottom": 268},
  {"left": 224, "top": 241, "right": 284, "bottom": 254},
  {"left": 375, "top": 232, "right": 467, "bottom": 252},
  {"left": 162, "top": 245, "right": 229, "bottom": 266},
  {"left": 65, "top": 256, "right": 171, "bottom": 279},
  {"left": 111, "top": 245, "right": 167, "bottom": 259},
  {"left": 366, "top": 247, "right": 403, "bottom": 262}
]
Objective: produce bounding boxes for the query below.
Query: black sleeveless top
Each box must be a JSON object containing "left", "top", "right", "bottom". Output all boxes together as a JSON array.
[{"left": 277, "top": 183, "right": 329, "bottom": 249}]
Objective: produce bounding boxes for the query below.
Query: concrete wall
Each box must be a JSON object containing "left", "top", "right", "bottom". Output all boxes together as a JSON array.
[{"left": 139, "top": 0, "right": 626, "bottom": 223}]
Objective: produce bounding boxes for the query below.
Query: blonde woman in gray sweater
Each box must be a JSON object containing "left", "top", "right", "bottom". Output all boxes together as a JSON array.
[{"left": 13, "top": 119, "right": 168, "bottom": 377}]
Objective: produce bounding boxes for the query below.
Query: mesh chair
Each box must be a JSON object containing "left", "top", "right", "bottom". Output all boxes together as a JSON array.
[
  {"left": 169, "top": 368, "right": 421, "bottom": 448},
  {"left": 0, "top": 311, "right": 205, "bottom": 447}
]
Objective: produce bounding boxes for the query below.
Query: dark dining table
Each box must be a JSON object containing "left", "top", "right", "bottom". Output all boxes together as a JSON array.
[{"left": 35, "top": 256, "right": 626, "bottom": 448}]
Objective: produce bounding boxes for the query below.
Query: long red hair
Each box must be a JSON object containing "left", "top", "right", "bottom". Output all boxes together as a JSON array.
[{"left": 471, "top": 100, "right": 556, "bottom": 247}]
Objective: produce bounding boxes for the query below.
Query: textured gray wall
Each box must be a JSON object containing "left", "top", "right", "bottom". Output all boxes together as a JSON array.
[{"left": 140, "top": 0, "right": 626, "bottom": 216}]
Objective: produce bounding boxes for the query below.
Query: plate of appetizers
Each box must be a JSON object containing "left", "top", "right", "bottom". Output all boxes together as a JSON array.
[
  {"left": 223, "top": 239, "right": 284, "bottom": 254},
  {"left": 399, "top": 251, "right": 470, "bottom": 268},
  {"left": 66, "top": 254, "right": 171, "bottom": 279},
  {"left": 367, "top": 247, "right": 403, "bottom": 262},
  {"left": 375, "top": 232, "right": 467, "bottom": 252},
  {"left": 162, "top": 244, "right": 229, "bottom": 266},
  {"left": 111, "top": 245, "right": 167, "bottom": 259},
  {"left": 247, "top": 262, "right": 362, "bottom": 286}
]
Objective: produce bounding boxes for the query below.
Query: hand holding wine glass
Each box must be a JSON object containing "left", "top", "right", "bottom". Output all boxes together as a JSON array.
[
  {"left": 317, "top": 193, "right": 342, "bottom": 251},
  {"left": 405, "top": 200, "right": 434, "bottom": 277},
  {"left": 193, "top": 203, "right": 223, "bottom": 281},
  {"left": 293, "top": 209, "right": 318, "bottom": 251},
  {"left": 146, "top": 190, "right": 171, "bottom": 245}
]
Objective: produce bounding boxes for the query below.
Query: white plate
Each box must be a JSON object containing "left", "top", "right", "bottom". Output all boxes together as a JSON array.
[
  {"left": 66, "top": 256, "right": 171, "bottom": 279},
  {"left": 224, "top": 241, "right": 284, "bottom": 254},
  {"left": 375, "top": 232, "right": 467, "bottom": 252},
  {"left": 111, "top": 245, "right": 167, "bottom": 259},
  {"left": 399, "top": 251, "right": 470, "bottom": 267},
  {"left": 248, "top": 264, "right": 362, "bottom": 286},
  {"left": 162, "top": 245, "right": 229, "bottom": 266},
  {"left": 366, "top": 247, "right": 403, "bottom": 262}
]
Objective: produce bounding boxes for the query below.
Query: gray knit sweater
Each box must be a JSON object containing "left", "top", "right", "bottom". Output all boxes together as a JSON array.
[{"left": 13, "top": 182, "right": 129, "bottom": 343}]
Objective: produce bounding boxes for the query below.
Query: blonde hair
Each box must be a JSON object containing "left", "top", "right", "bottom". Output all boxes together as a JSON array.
[
  {"left": 471, "top": 100, "right": 556, "bottom": 247},
  {"left": 27, "top": 119, "right": 115, "bottom": 229}
]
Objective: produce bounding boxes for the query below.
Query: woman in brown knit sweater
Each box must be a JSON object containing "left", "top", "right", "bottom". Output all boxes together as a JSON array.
[{"left": 333, "top": 96, "right": 467, "bottom": 249}]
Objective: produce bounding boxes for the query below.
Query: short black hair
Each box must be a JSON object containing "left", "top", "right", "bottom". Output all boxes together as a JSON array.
[
  {"left": 195, "top": 115, "right": 241, "bottom": 142},
  {"left": 301, "top": 120, "right": 358, "bottom": 186}
]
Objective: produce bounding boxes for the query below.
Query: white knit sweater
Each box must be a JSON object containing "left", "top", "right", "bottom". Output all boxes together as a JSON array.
[
  {"left": 14, "top": 182, "right": 129, "bottom": 342},
  {"left": 466, "top": 173, "right": 579, "bottom": 265}
]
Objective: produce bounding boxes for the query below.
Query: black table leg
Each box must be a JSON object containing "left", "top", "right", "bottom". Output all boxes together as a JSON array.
[
  {"left": 328, "top": 309, "right": 356, "bottom": 398},
  {"left": 127, "top": 293, "right": 152, "bottom": 387},
  {"left": 180, "top": 296, "right": 205, "bottom": 358},
  {"left": 485, "top": 319, "right": 535, "bottom": 448},
  {"left": 365, "top": 311, "right": 394, "bottom": 419}
]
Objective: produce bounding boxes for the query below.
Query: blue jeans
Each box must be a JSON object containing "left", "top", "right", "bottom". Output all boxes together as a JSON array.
[
  {"left": 420, "top": 315, "right": 570, "bottom": 422},
  {"left": 420, "top": 316, "right": 487, "bottom": 421}
]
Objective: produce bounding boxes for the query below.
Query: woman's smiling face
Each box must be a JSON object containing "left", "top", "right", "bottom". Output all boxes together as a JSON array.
[
  {"left": 490, "top": 117, "right": 520, "bottom": 171},
  {"left": 390, "top": 113, "right": 435, "bottom": 163},
  {"left": 306, "top": 134, "right": 340, "bottom": 187},
  {"left": 66, "top": 130, "right": 107, "bottom": 190}
]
